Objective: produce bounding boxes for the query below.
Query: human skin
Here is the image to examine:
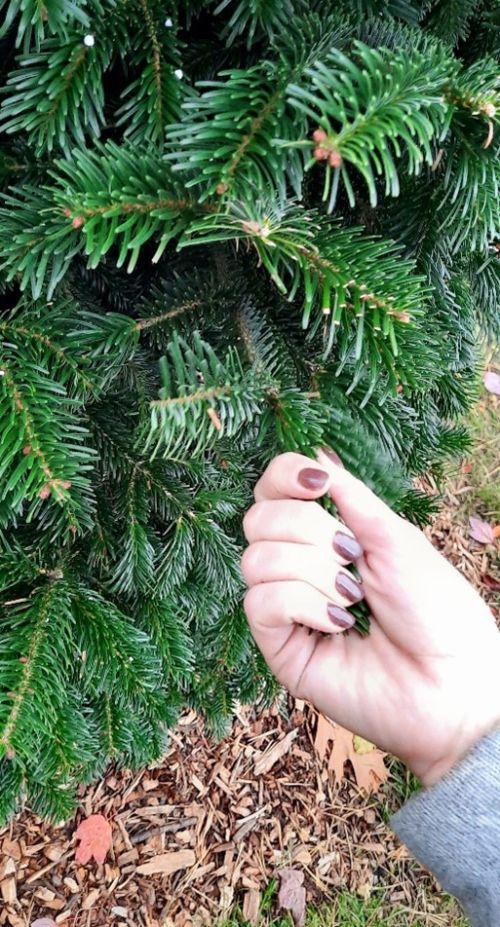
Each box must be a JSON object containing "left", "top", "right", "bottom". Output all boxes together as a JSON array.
[{"left": 241, "top": 450, "right": 500, "bottom": 786}]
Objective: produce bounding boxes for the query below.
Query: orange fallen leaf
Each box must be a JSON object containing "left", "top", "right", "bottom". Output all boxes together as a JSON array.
[
  {"left": 314, "top": 714, "right": 389, "bottom": 795},
  {"left": 74, "top": 814, "right": 112, "bottom": 865}
]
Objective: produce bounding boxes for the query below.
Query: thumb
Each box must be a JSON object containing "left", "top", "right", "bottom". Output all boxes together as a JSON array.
[{"left": 316, "top": 448, "right": 404, "bottom": 549}]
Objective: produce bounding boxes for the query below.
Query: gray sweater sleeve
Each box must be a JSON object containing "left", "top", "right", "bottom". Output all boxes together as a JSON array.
[{"left": 392, "top": 729, "right": 500, "bottom": 927}]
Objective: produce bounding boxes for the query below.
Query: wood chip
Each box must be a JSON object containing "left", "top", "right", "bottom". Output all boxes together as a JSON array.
[
  {"left": 254, "top": 730, "right": 298, "bottom": 776},
  {"left": 136, "top": 850, "right": 196, "bottom": 876},
  {"left": 82, "top": 888, "right": 101, "bottom": 910},
  {"left": 242, "top": 888, "right": 261, "bottom": 925}
]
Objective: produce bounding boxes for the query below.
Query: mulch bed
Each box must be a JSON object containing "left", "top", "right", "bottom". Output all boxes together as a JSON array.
[
  {"left": 1, "top": 485, "right": 497, "bottom": 927},
  {"left": 1, "top": 701, "right": 450, "bottom": 927}
]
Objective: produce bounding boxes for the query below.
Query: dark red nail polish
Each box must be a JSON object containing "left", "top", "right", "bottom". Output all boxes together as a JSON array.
[
  {"left": 335, "top": 570, "right": 364, "bottom": 603},
  {"left": 321, "top": 447, "right": 344, "bottom": 468},
  {"left": 327, "top": 603, "right": 354, "bottom": 629},
  {"left": 298, "top": 467, "right": 329, "bottom": 490},
  {"left": 333, "top": 531, "right": 363, "bottom": 561}
]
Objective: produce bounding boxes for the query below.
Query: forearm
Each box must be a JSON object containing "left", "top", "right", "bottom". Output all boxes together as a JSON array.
[{"left": 392, "top": 728, "right": 500, "bottom": 927}]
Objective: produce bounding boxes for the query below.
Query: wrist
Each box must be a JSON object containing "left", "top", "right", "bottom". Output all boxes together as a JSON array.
[{"left": 418, "top": 713, "right": 500, "bottom": 788}]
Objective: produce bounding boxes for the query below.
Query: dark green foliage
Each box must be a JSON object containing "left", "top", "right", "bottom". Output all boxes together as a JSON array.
[{"left": 0, "top": 0, "right": 498, "bottom": 819}]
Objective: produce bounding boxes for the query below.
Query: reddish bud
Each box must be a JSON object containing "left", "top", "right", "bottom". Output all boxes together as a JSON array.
[
  {"left": 39, "top": 484, "right": 51, "bottom": 500},
  {"left": 19, "top": 656, "right": 28, "bottom": 664},
  {"left": 312, "top": 127, "right": 327, "bottom": 143},
  {"left": 328, "top": 150, "right": 343, "bottom": 168},
  {"left": 60, "top": 480, "right": 72, "bottom": 490},
  {"left": 63, "top": 208, "right": 72, "bottom": 217},
  {"left": 216, "top": 183, "right": 229, "bottom": 195},
  {"left": 72, "top": 216, "right": 85, "bottom": 229},
  {"left": 313, "top": 146, "right": 329, "bottom": 161},
  {"left": 22, "top": 445, "right": 32, "bottom": 455}
]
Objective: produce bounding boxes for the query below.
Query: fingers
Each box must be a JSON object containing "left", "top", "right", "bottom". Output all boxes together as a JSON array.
[
  {"left": 241, "top": 540, "right": 364, "bottom": 611},
  {"left": 315, "top": 449, "right": 402, "bottom": 548},
  {"left": 254, "top": 451, "right": 403, "bottom": 550},
  {"left": 243, "top": 499, "right": 363, "bottom": 565},
  {"left": 244, "top": 580, "right": 355, "bottom": 639}
]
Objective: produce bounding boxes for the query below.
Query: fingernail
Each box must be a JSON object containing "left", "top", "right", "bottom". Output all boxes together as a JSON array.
[
  {"left": 327, "top": 603, "right": 355, "bottom": 629},
  {"left": 321, "top": 447, "right": 344, "bottom": 468},
  {"left": 335, "top": 570, "right": 364, "bottom": 603},
  {"left": 298, "top": 467, "right": 329, "bottom": 490},
  {"left": 333, "top": 531, "right": 363, "bottom": 561}
]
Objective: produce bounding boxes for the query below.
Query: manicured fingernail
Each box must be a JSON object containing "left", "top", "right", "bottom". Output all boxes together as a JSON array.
[
  {"left": 298, "top": 467, "right": 329, "bottom": 490},
  {"left": 335, "top": 570, "right": 364, "bottom": 603},
  {"left": 327, "top": 603, "right": 355, "bottom": 629},
  {"left": 333, "top": 531, "right": 363, "bottom": 561},
  {"left": 321, "top": 447, "right": 344, "bottom": 468}
]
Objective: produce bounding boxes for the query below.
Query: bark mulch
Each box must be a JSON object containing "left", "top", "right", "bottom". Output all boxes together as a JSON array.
[{"left": 1, "top": 491, "right": 497, "bottom": 927}]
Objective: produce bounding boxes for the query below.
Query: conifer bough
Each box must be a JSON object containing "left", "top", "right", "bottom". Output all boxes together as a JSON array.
[{"left": 0, "top": 0, "right": 499, "bottom": 820}]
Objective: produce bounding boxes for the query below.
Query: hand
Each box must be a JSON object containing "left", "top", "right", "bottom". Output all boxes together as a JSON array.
[{"left": 241, "top": 450, "right": 500, "bottom": 786}]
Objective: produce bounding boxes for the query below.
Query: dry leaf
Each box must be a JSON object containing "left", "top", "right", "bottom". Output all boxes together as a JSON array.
[
  {"left": 469, "top": 516, "right": 495, "bottom": 545},
  {"left": 31, "top": 920, "right": 57, "bottom": 927},
  {"left": 242, "top": 888, "right": 261, "bottom": 925},
  {"left": 278, "top": 869, "right": 306, "bottom": 927},
  {"left": 136, "top": 849, "right": 196, "bottom": 876},
  {"left": 254, "top": 729, "right": 298, "bottom": 775},
  {"left": 74, "top": 814, "right": 112, "bottom": 865},
  {"left": 482, "top": 573, "right": 500, "bottom": 591},
  {"left": 314, "top": 715, "right": 389, "bottom": 794},
  {"left": 353, "top": 735, "right": 375, "bottom": 755},
  {"left": 484, "top": 371, "right": 500, "bottom": 395}
]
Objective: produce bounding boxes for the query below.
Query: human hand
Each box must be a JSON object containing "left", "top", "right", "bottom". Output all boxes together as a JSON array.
[{"left": 241, "top": 450, "right": 500, "bottom": 786}]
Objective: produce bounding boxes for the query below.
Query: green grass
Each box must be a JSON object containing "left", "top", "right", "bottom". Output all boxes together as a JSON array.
[
  {"left": 221, "top": 891, "right": 468, "bottom": 927},
  {"left": 461, "top": 391, "right": 500, "bottom": 519}
]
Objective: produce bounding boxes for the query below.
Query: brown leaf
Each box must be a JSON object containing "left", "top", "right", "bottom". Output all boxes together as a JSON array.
[
  {"left": 469, "top": 516, "right": 495, "bottom": 545},
  {"left": 136, "top": 849, "right": 196, "bottom": 876},
  {"left": 254, "top": 729, "right": 298, "bottom": 775},
  {"left": 314, "top": 715, "right": 389, "bottom": 794},
  {"left": 278, "top": 869, "right": 306, "bottom": 927},
  {"left": 31, "top": 920, "right": 57, "bottom": 927},
  {"left": 484, "top": 371, "right": 500, "bottom": 395},
  {"left": 74, "top": 814, "right": 112, "bottom": 865},
  {"left": 242, "top": 889, "right": 261, "bottom": 925}
]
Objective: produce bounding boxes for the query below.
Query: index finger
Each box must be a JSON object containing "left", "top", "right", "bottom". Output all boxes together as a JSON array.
[{"left": 254, "top": 452, "right": 330, "bottom": 502}]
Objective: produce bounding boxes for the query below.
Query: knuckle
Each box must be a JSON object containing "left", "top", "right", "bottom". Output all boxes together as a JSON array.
[
  {"left": 242, "top": 502, "right": 262, "bottom": 541},
  {"left": 240, "top": 542, "right": 264, "bottom": 584},
  {"left": 243, "top": 585, "right": 264, "bottom": 622}
]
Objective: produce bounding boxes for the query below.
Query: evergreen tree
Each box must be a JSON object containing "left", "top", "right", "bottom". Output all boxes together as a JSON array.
[{"left": 0, "top": 0, "right": 498, "bottom": 820}]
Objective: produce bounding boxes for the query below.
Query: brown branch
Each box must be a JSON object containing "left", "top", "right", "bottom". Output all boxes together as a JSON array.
[
  {"left": 136, "top": 299, "right": 202, "bottom": 331},
  {"left": 150, "top": 385, "right": 231, "bottom": 408}
]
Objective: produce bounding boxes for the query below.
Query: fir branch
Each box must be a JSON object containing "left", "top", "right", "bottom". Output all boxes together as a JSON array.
[
  {"left": 168, "top": 13, "right": 351, "bottom": 199},
  {"left": 285, "top": 41, "right": 453, "bottom": 209},
  {"left": 0, "top": 581, "right": 75, "bottom": 762},
  {"left": 213, "top": 0, "right": 299, "bottom": 47},
  {"left": 145, "top": 331, "right": 269, "bottom": 458},
  {"left": 116, "top": 0, "right": 184, "bottom": 144},
  {"left": 0, "top": 347, "right": 95, "bottom": 536},
  {"left": 180, "top": 199, "right": 428, "bottom": 386},
  {"left": 0, "top": 0, "right": 90, "bottom": 51},
  {"left": 0, "top": 35, "right": 112, "bottom": 154}
]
